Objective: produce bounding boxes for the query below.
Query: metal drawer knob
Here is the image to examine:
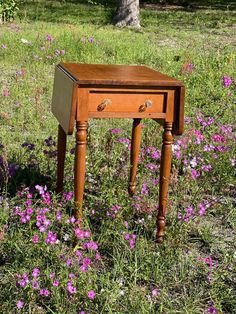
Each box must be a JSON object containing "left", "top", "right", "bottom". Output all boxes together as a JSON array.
[
  {"left": 97, "top": 98, "right": 112, "bottom": 111},
  {"left": 139, "top": 99, "right": 153, "bottom": 112}
]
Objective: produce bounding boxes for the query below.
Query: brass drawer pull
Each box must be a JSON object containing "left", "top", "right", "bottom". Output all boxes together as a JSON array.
[
  {"left": 97, "top": 98, "right": 112, "bottom": 111},
  {"left": 139, "top": 99, "right": 153, "bottom": 112}
]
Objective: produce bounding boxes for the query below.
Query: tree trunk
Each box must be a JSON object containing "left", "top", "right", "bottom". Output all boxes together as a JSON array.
[{"left": 112, "top": 0, "right": 140, "bottom": 28}]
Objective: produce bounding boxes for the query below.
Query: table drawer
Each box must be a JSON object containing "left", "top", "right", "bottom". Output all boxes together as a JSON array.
[{"left": 88, "top": 91, "right": 167, "bottom": 114}]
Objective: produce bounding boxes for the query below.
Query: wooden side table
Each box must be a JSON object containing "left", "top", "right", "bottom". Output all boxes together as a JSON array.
[{"left": 52, "top": 63, "right": 185, "bottom": 243}]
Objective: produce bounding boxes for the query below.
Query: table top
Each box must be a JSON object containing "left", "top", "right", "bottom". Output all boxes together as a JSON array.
[{"left": 58, "top": 63, "right": 184, "bottom": 87}]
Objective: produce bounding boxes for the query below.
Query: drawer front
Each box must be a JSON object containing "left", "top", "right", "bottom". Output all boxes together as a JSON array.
[{"left": 88, "top": 91, "right": 167, "bottom": 114}]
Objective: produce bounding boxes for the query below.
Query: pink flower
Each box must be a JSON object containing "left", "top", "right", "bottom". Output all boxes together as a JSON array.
[
  {"left": 56, "top": 211, "right": 62, "bottom": 221},
  {"left": 83, "top": 241, "right": 98, "bottom": 250},
  {"left": 141, "top": 183, "right": 149, "bottom": 195},
  {"left": 66, "top": 258, "right": 72, "bottom": 266},
  {"left": 2, "top": 88, "right": 9, "bottom": 97},
  {"left": 45, "top": 231, "right": 57, "bottom": 244},
  {"left": 194, "top": 130, "right": 204, "bottom": 144},
  {"left": 32, "top": 268, "right": 40, "bottom": 278},
  {"left": 191, "top": 169, "right": 201, "bottom": 180},
  {"left": 80, "top": 265, "right": 87, "bottom": 273},
  {"left": 32, "top": 280, "right": 39, "bottom": 289},
  {"left": 151, "top": 288, "right": 160, "bottom": 297},
  {"left": 83, "top": 257, "right": 91, "bottom": 267},
  {"left": 95, "top": 252, "right": 101, "bottom": 260},
  {"left": 175, "top": 151, "right": 182, "bottom": 159},
  {"left": 16, "top": 300, "right": 24, "bottom": 309},
  {"left": 67, "top": 281, "right": 77, "bottom": 294},
  {"left": 222, "top": 75, "right": 232, "bottom": 87},
  {"left": 75, "top": 250, "right": 82, "bottom": 260},
  {"left": 129, "top": 239, "right": 135, "bottom": 250},
  {"left": 124, "top": 233, "right": 130, "bottom": 240},
  {"left": 212, "top": 134, "right": 225, "bottom": 143},
  {"left": 201, "top": 164, "right": 212, "bottom": 172},
  {"left": 84, "top": 230, "right": 91, "bottom": 238},
  {"left": 45, "top": 34, "right": 53, "bottom": 42},
  {"left": 109, "top": 128, "right": 122, "bottom": 134},
  {"left": 39, "top": 289, "right": 50, "bottom": 296},
  {"left": 87, "top": 290, "right": 96, "bottom": 299},
  {"left": 32, "top": 234, "right": 39, "bottom": 244},
  {"left": 53, "top": 280, "right": 59, "bottom": 286},
  {"left": 74, "top": 228, "right": 85, "bottom": 239},
  {"left": 124, "top": 221, "right": 129, "bottom": 228},
  {"left": 151, "top": 151, "right": 160, "bottom": 159},
  {"left": 198, "top": 203, "right": 206, "bottom": 216}
]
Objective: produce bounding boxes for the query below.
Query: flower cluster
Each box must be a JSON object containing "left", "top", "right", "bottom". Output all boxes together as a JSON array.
[
  {"left": 123, "top": 233, "right": 137, "bottom": 250},
  {"left": 106, "top": 204, "right": 122, "bottom": 219},
  {"left": 177, "top": 199, "right": 212, "bottom": 222}
]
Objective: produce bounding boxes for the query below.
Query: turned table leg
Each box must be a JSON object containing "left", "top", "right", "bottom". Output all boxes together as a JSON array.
[
  {"left": 74, "top": 121, "right": 88, "bottom": 219},
  {"left": 56, "top": 124, "right": 67, "bottom": 194},
  {"left": 128, "top": 118, "right": 142, "bottom": 196},
  {"left": 156, "top": 122, "right": 173, "bottom": 243}
]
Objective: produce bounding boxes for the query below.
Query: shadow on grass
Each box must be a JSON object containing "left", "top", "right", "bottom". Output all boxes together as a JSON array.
[
  {"left": 18, "top": 0, "right": 236, "bottom": 33},
  {"left": 141, "top": 0, "right": 236, "bottom": 11},
  {"left": 0, "top": 162, "right": 53, "bottom": 197},
  {"left": 19, "top": 0, "right": 114, "bottom": 25}
]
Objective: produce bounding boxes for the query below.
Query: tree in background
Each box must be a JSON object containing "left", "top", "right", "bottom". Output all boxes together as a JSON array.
[{"left": 112, "top": 0, "right": 140, "bottom": 28}]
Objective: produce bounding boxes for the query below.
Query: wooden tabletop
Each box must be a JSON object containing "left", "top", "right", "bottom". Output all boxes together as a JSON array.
[{"left": 58, "top": 63, "right": 184, "bottom": 87}]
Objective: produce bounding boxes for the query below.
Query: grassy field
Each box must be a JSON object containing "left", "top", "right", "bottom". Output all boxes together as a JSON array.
[{"left": 0, "top": 1, "right": 236, "bottom": 313}]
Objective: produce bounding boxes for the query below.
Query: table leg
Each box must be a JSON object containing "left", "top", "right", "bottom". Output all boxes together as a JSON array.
[
  {"left": 156, "top": 122, "right": 173, "bottom": 243},
  {"left": 74, "top": 121, "right": 88, "bottom": 219},
  {"left": 128, "top": 118, "right": 142, "bottom": 196},
  {"left": 56, "top": 124, "right": 67, "bottom": 194}
]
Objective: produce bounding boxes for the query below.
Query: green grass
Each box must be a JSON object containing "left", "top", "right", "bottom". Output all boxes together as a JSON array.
[{"left": 0, "top": 1, "right": 236, "bottom": 313}]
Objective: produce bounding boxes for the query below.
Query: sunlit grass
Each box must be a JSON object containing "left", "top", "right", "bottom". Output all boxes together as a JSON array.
[{"left": 0, "top": 1, "right": 235, "bottom": 313}]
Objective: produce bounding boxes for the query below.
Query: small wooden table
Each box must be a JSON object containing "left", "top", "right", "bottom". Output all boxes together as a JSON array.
[{"left": 52, "top": 63, "right": 185, "bottom": 243}]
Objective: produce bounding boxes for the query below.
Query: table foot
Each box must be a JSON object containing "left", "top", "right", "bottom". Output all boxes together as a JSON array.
[
  {"left": 156, "top": 122, "right": 173, "bottom": 243},
  {"left": 156, "top": 216, "right": 165, "bottom": 243},
  {"left": 128, "top": 118, "right": 142, "bottom": 196},
  {"left": 74, "top": 121, "right": 88, "bottom": 219},
  {"left": 56, "top": 124, "right": 67, "bottom": 194}
]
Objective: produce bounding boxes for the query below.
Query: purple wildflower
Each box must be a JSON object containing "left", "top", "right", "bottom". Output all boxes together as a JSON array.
[
  {"left": 88, "top": 37, "right": 94, "bottom": 43},
  {"left": 66, "top": 258, "right": 72, "bottom": 267},
  {"left": 45, "top": 231, "right": 57, "bottom": 244},
  {"left": 151, "top": 151, "right": 160, "bottom": 159},
  {"left": 151, "top": 288, "right": 160, "bottom": 297},
  {"left": 141, "top": 183, "right": 149, "bottom": 195},
  {"left": 80, "top": 265, "right": 87, "bottom": 273},
  {"left": 87, "top": 290, "right": 96, "bottom": 299},
  {"left": 83, "top": 241, "right": 98, "bottom": 250},
  {"left": 45, "top": 34, "right": 53, "bottom": 42},
  {"left": 16, "top": 300, "right": 24, "bottom": 309},
  {"left": 32, "top": 280, "right": 39, "bottom": 290},
  {"left": 53, "top": 280, "right": 59, "bottom": 287},
  {"left": 83, "top": 258, "right": 92, "bottom": 267},
  {"left": 2, "top": 88, "right": 10, "bottom": 97},
  {"left": 222, "top": 75, "right": 232, "bottom": 87},
  {"left": 32, "top": 234, "right": 39, "bottom": 244},
  {"left": 95, "top": 252, "right": 101, "bottom": 260},
  {"left": 67, "top": 281, "right": 77, "bottom": 294},
  {"left": 32, "top": 268, "right": 40, "bottom": 278},
  {"left": 191, "top": 169, "right": 201, "bottom": 180},
  {"left": 39, "top": 289, "right": 50, "bottom": 297},
  {"left": 109, "top": 128, "right": 122, "bottom": 134}
]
